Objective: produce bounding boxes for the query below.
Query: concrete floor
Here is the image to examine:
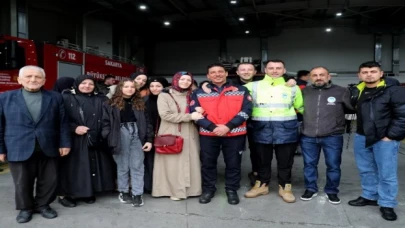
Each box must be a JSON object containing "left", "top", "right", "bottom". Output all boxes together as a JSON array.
[{"left": 0, "top": 134, "right": 404, "bottom": 228}]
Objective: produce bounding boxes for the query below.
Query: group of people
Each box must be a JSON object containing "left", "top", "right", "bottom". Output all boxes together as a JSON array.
[{"left": 0, "top": 59, "right": 404, "bottom": 224}]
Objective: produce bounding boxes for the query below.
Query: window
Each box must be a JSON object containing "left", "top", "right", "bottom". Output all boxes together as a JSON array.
[{"left": 0, "top": 40, "right": 26, "bottom": 70}]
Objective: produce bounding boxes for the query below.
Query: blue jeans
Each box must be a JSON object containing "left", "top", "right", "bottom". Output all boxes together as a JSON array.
[
  {"left": 113, "top": 123, "right": 145, "bottom": 196},
  {"left": 354, "top": 134, "right": 399, "bottom": 208},
  {"left": 301, "top": 135, "right": 343, "bottom": 194}
]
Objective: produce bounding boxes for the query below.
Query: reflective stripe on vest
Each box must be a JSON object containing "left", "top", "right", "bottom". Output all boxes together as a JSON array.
[{"left": 251, "top": 116, "right": 297, "bottom": 121}]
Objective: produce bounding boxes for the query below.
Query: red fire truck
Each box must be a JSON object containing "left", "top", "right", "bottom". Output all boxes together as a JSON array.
[{"left": 0, "top": 35, "right": 145, "bottom": 93}]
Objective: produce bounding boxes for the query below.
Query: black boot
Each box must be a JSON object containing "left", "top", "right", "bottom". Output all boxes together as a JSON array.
[
  {"left": 199, "top": 192, "right": 215, "bottom": 204},
  {"left": 226, "top": 190, "right": 240, "bottom": 205}
]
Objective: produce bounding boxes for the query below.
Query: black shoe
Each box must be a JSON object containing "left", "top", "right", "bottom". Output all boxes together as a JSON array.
[
  {"left": 35, "top": 206, "right": 58, "bottom": 219},
  {"left": 132, "top": 195, "right": 144, "bottom": 207},
  {"left": 226, "top": 190, "right": 240, "bottom": 205},
  {"left": 58, "top": 196, "right": 76, "bottom": 207},
  {"left": 348, "top": 196, "right": 378, "bottom": 206},
  {"left": 118, "top": 192, "right": 132, "bottom": 204},
  {"left": 294, "top": 151, "right": 302, "bottom": 156},
  {"left": 83, "top": 196, "right": 96, "bottom": 204},
  {"left": 16, "top": 210, "right": 33, "bottom": 223},
  {"left": 300, "top": 190, "right": 318, "bottom": 201},
  {"left": 380, "top": 207, "right": 397, "bottom": 221},
  {"left": 326, "top": 194, "right": 341, "bottom": 204},
  {"left": 248, "top": 172, "right": 257, "bottom": 187},
  {"left": 199, "top": 191, "right": 215, "bottom": 204}
]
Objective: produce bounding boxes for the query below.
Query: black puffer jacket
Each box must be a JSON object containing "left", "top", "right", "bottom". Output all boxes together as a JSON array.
[
  {"left": 101, "top": 103, "right": 154, "bottom": 154},
  {"left": 350, "top": 80, "right": 405, "bottom": 147}
]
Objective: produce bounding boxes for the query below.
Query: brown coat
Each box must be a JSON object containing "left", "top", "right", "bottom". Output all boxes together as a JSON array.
[{"left": 152, "top": 89, "right": 201, "bottom": 198}]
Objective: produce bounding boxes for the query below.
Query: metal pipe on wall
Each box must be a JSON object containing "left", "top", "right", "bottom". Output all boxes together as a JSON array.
[
  {"left": 219, "top": 38, "right": 227, "bottom": 61},
  {"left": 260, "top": 37, "right": 268, "bottom": 72},
  {"left": 392, "top": 34, "right": 400, "bottom": 76},
  {"left": 10, "top": 0, "right": 17, "bottom": 37},
  {"left": 374, "top": 34, "right": 382, "bottom": 65}
]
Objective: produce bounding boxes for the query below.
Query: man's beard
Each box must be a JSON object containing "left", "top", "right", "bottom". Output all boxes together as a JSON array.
[{"left": 313, "top": 81, "right": 327, "bottom": 88}]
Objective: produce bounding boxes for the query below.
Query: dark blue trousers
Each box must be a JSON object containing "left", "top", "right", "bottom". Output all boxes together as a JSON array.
[{"left": 200, "top": 135, "right": 245, "bottom": 192}]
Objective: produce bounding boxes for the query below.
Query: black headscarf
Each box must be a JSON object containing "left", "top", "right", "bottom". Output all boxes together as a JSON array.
[
  {"left": 73, "top": 75, "right": 98, "bottom": 95},
  {"left": 145, "top": 77, "right": 168, "bottom": 131},
  {"left": 53, "top": 77, "right": 75, "bottom": 93},
  {"left": 148, "top": 76, "right": 169, "bottom": 89}
]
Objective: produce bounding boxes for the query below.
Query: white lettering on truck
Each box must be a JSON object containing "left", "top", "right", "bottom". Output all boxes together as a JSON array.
[{"left": 105, "top": 60, "right": 122, "bottom": 68}]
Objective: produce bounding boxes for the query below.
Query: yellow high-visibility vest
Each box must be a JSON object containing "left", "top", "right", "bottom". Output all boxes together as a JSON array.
[{"left": 244, "top": 75, "right": 304, "bottom": 121}]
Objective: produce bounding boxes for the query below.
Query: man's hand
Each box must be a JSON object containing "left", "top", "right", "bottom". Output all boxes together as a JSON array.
[
  {"left": 195, "top": 107, "right": 205, "bottom": 114},
  {"left": 202, "top": 83, "right": 211, "bottom": 93},
  {"left": 0, "top": 154, "right": 6, "bottom": 162},
  {"left": 59, "top": 148, "right": 71, "bottom": 157},
  {"left": 382, "top": 137, "right": 392, "bottom": 141},
  {"left": 191, "top": 112, "right": 204, "bottom": 120},
  {"left": 286, "top": 79, "right": 296, "bottom": 87},
  {"left": 75, "top": 126, "right": 89, "bottom": 135},
  {"left": 213, "top": 125, "right": 230, "bottom": 136},
  {"left": 142, "top": 142, "right": 152, "bottom": 152}
]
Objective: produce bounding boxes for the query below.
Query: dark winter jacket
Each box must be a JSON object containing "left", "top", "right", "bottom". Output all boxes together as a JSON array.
[
  {"left": 102, "top": 103, "right": 154, "bottom": 154},
  {"left": 350, "top": 80, "right": 405, "bottom": 147},
  {"left": 301, "top": 83, "right": 353, "bottom": 137}
]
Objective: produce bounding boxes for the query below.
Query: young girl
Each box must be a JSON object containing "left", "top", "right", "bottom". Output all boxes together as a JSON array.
[{"left": 102, "top": 78, "right": 154, "bottom": 207}]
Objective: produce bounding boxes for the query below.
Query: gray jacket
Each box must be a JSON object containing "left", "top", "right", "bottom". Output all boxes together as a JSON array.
[{"left": 301, "top": 83, "right": 353, "bottom": 137}]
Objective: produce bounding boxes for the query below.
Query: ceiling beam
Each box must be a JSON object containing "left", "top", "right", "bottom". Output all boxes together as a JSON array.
[
  {"left": 166, "top": 0, "right": 188, "bottom": 18},
  {"left": 177, "top": 0, "right": 196, "bottom": 10},
  {"left": 200, "top": 0, "right": 214, "bottom": 9},
  {"left": 251, "top": 0, "right": 260, "bottom": 22},
  {"left": 158, "top": 0, "right": 405, "bottom": 22},
  {"left": 391, "top": 6, "right": 404, "bottom": 16}
]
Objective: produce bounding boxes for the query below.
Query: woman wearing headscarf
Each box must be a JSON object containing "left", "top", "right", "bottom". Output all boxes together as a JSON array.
[
  {"left": 152, "top": 72, "right": 203, "bottom": 200},
  {"left": 58, "top": 75, "right": 116, "bottom": 207},
  {"left": 53, "top": 77, "right": 75, "bottom": 93},
  {"left": 144, "top": 77, "right": 169, "bottom": 193}
]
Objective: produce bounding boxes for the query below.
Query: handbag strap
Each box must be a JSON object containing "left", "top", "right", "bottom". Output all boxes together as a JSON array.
[{"left": 167, "top": 93, "right": 182, "bottom": 133}]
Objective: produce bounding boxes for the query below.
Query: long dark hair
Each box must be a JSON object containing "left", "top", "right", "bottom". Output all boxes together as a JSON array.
[{"left": 108, "top": 78, "right": 145, "bottom": 111}]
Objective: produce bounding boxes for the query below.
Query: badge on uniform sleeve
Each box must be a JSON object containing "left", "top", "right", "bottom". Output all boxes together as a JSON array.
[
  {"left": 247, "top": 95, "right": 252, "bottom": 101},
  {"left": 190, "top": 100, "right": 195, "bottom": 106}
]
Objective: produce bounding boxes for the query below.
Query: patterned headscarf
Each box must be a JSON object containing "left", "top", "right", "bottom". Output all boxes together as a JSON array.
[{"left": 171, "top": 71, "right": 193, "bottom": 113}]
